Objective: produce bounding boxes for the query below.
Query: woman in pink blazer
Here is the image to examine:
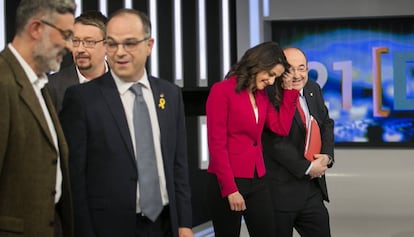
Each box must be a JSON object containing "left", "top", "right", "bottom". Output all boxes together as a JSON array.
[{"left": 206, "top": 41, "right": 299, "bottom": 237}]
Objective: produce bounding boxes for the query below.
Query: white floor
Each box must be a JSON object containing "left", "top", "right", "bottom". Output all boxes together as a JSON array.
[
  {"left": 193, "top": 218, "right": 293, "bottom": 237},
  {"left": 194, "top": 149, "right": 414, "bottom": 237},
  {"left": 329, "top": 215, "right": 414, "bottom": 237},
  {"left": 194, "top": 216, "right": 414, "bottom": 237},
  {"left": 193, "top": 220, "right": 248, "bottom": 237}
]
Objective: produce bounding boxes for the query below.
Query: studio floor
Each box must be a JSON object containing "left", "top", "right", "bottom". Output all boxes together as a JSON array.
[
  {"left": 193, "top": 149, "right": 414, "bottom": 237},
  {"left": 193, "top": 215, "right": 414, "bottom": 237}
]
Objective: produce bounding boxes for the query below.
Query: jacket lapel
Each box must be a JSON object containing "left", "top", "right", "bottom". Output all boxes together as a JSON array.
[
  {"left": 255, "top": 90, "right": 267, "bottom": 133},
  {"left": 42, "top": 87, "right": 68, "bottom": 158},
  {"left": 99, "top": 74, "right": 136, "bottom": 161},
  {"left": 303, "top": 86, "right": 315, "bottom": 117},
  {"left": 148, "top": 77, "right": 167, "bottom": 150},
  {"left": 2, "top": 48, "right": 57, "bottom": 149},
  {"left": 294, "top": 109, "right": 306, "bottom": 131},
  {"left": 296, "top": 90, "right": 308, "bottom": 132},
  {"left": 67, "top": 65, "right": 80, "bottom": 85}
]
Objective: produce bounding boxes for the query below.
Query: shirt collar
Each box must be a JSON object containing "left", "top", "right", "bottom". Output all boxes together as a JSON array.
[
  {"left": 112, "top": 69, "right": 150, "bottom": 95},
  {"left": 8, "top": 43, "right": 48, "bottom": 88},
  {"left": 76, "top": 61, "right": 109, "bottom": 84}
]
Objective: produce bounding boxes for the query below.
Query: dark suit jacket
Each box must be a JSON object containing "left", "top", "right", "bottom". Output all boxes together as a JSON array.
[
  {"left": 59, "top": 72, "right": 192, "bottom": 237},
  {"left": 262, "top": 80, "right": 335, "bottom": 211},
  {"left": 0, "top": 47, "right": 73, "bottom": 237},
  {"left": 47, "top": 65, "right": 79, "bottom": 113}
]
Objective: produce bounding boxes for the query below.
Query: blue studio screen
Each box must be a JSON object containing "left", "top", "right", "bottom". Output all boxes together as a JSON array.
[{"left": 272, "top": 17, "right": 414, "bottom": 146}]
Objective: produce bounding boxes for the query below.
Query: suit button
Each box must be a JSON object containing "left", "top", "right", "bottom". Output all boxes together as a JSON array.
[
  {"left": 51, "top": 190, "right": 56, "bottom": 196},
  {"left": 253, "top": 141, "right": 257, "bottom": 146},
  {"left": 52, "top": 159, "right": 58, "bottom": 165}
]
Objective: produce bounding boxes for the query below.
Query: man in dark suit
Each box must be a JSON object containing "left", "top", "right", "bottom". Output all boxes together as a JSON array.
[
  {"left": 59, "top": 9, "right": 194, "bottom": 237},
  {"left": 47, "top": 10, "right": 108, "bottom": 113},
  {"left": 262, "top": 47, "right": 335, "bottom": 237},
  {"left": 0, "top": 0, "right": 76, "bottom": 236}
]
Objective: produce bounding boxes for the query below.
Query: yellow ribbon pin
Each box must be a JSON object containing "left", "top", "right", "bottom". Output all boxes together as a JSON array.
[{"left": 158, "top": 94, "right": 166, "bottom": 109}]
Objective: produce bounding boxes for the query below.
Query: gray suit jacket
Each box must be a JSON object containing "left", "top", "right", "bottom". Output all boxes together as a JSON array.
[
  {"left": 0, "top": 47, "right": 73, "bottom": 237},
  {"left": 47, "top": 65, "right": 79, "bottom": 113}
]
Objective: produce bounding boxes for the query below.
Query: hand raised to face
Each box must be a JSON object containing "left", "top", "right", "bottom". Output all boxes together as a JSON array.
[{"left": 281, "top": 68, "right": 295, "bottom": 90}]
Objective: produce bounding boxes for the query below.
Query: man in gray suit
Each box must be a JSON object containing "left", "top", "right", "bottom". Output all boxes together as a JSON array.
[
  {"left": 0, "top": 0, "right": 76, "bottom": 236},
  {"left": 48, "top": 10, "right": 108, "bottom": 113}
]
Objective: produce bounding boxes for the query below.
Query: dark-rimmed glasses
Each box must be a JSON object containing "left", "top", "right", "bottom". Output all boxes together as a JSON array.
[
  {"left": 72, "top": 39, "right": 105, "bottom": 48},
  {"left": 40, "top": 20, "right": 73, "bottom": 42},
  {"left": 105, "top": 37, "right": 150, "bottom": 52}
]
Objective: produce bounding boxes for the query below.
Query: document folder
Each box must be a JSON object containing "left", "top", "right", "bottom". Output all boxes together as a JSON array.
[{"left": 304, "top": 116, "right": 321, "bottom": 161}]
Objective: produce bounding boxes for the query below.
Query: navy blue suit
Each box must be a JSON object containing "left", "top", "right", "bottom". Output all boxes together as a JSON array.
[{"left": 60, "top": 72, "right": 192, "bottom": 237}]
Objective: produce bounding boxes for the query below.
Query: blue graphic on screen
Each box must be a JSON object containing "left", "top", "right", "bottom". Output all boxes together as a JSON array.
[{"left": 287, "top": 28, "right": 414, "bottom": 145}]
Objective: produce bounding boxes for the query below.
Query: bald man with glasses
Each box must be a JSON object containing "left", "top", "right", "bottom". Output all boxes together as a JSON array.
[
  {"left": 59, "top": 8, "right": 193, "bottom": 237},
  {"left": 262, "top": 47, "right": 334, "bottom": 237},
  {"left": 47, "top": 10, "right": 108, "bottom": 113}
]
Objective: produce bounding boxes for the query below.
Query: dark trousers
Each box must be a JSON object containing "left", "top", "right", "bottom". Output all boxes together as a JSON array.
[
  {"left": 135, "top": 206, "right": 173, "bottom": 237},
  {"left": 207, "top": 173, "right": 275, "bottom": 237},
  {"left": 54, "top": 211, "right": 63, "bottom": 237},
  {"left": 274, "top": 181, "right": 331, "bottom": 237}
]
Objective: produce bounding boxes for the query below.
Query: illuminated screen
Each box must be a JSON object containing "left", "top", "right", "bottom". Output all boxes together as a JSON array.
[{"left": 272, "top": 17, "right": 414, "bottom": 147}]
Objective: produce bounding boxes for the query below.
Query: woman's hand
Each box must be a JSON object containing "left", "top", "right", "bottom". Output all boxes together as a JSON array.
[
  {"left": 227, "top": 191, "right": 246, "bottom": 211},
  {"left": 282, "top": 69, "right": 294, "bottom": 90}
]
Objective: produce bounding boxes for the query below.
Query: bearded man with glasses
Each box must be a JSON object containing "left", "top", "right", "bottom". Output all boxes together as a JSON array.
[
  {"left": 0, "top": 0, "right": 76, "bottom": 236},
  {"left": 47, "top": 10, "right": 108, "bottom": 113}
]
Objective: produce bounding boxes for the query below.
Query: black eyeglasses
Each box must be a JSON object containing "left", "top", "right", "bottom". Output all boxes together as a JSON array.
[
  {"left": 40, "top": 20, "right": 74, "bottom": 42},
  {"left": 105, "top": 37, "right": 150, "bottom": 52},
  {"left": 72, "top": 39, "right": 105, "bottom": 48}
]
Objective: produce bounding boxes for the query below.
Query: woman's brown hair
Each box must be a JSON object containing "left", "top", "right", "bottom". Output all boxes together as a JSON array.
[{"left": 225, "top": 41, "right": 290, "bottom": 94}]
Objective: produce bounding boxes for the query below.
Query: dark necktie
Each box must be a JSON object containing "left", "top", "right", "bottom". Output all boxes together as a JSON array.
[{"left": 130, "top": 83, "right": 163, "bottom": 222}]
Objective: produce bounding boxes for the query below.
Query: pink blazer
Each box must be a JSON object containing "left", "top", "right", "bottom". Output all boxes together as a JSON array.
[{"left": 206, "top": 76, "right": 298, "bottom": 197}]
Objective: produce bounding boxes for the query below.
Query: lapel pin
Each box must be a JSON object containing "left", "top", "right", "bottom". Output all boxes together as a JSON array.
[{"left": 158, "top": 93, "right": 166, "bottom": 109}]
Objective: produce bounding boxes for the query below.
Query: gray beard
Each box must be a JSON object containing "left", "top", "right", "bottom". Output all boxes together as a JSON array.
[{"left": 32, "top": 33, "right": 66, "bottom": 73}]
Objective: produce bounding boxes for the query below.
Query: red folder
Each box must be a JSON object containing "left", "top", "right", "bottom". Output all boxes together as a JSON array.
[{"left": 304, "top": 116, "right": 322, "bottom": 161}]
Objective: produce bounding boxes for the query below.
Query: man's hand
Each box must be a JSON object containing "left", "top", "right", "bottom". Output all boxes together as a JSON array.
[
  {"left": 179, "top": 227, "right": 194, "bottom": 237},
  {"left": 308, "top": 154, "right": 329, "bottom": 178},
  {"left": 282, "top": 69, "right": 294, "bottom": 90},
  {"left": 314, "top": 154, "right": 330, "bottom": 166}
]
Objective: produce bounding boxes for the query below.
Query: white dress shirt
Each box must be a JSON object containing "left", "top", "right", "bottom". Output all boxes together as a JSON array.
[
  {"left": 76, "top": 61, "right": 109, "bottom": 84},
  {"left": 299, "top": 89, "right": 310, "bottom": 127},
  {"left": 112, "top": 70, "right": 169, "bottom": 213}
]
